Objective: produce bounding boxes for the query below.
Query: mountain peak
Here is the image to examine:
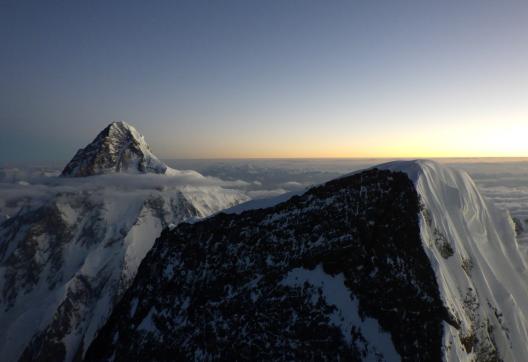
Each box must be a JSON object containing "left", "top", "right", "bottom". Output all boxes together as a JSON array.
[
  {"left": 61, "top": 122, "right": 169, "bottom": 177},
  {"left": 106, "top": 121, "right": 142, "bottom": 137}
]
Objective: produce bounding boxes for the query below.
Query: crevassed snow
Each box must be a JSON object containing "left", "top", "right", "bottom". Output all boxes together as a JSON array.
[
  {"left": 380, "top": 160, "right": 528, "bottom": 361},
  {"left": 281, "top": 265, "right": 400, "bottom": 362}
]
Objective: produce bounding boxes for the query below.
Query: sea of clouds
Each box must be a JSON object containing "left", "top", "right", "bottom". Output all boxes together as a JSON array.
[{"left": 2, "top": 158, "right": 528, "bottom": 237}]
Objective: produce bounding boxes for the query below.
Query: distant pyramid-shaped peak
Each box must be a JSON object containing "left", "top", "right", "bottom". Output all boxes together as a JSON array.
[{"left": 61, "top": 121, "right": 169, "bottom": 177}]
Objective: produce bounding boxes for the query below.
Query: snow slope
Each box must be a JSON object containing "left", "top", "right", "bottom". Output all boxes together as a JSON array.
[
  {"left": 222, "top": 190, "right": 303, "bottom": 214},
  {"left": 281, "top": 265, "right": 400, "bottom": 361},
  {"left": 380, "top": 160, "right": 528, "bottom": 361},
  {"left": 0, "top": 183, "right": 247, "bottom": 361}
]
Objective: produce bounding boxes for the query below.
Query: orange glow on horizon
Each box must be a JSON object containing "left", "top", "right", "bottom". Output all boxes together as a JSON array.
[{"left": 157, "top": 121, "right": 528, "bottom": 159}]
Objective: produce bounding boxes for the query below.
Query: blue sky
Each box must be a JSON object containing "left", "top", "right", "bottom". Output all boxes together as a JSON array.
[{"left": 1, "top": 0, "right": 528, "bottom": 163}]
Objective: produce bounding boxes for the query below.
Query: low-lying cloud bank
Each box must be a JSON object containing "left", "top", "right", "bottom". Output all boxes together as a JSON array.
[
  {"left": 5, "top": 160, "right": 528, "bottom": 237},
  {"left": 0, "top": 168, "right": 254, "bottom": 221},
  {"left": 0, "top": 164, "right": 317, "bottom": 219}
]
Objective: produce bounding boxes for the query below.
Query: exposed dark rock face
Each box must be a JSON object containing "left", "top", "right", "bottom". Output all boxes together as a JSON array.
[
  {"left": 86, "top": 169, "right": 449, "bottom": 361},
  {"left": 61, "top": 121, "right": 168, "bottom": 177},
  {"left": 0, "top": 203, "right": 74, "bottom": 308},
  {"left": 512, "top": 217, "right": 524, "bottom": 235}
]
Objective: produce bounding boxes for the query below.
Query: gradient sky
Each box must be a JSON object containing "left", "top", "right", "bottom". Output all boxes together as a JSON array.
[{"left": 1, "top": 0, "right": 528, "bottom": 163}]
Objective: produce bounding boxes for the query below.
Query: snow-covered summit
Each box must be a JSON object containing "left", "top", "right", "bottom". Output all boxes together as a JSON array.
[
  {"left": 61, "top": 121, "right": 172, "bottom": 177},
  {"left": 0, "top": 121, "right": 250, "bottom": 361}
]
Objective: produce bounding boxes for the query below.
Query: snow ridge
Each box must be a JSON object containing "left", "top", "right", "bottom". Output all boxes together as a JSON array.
[{"left": 381, "top": 160, "right": 528, "bottom": 361}]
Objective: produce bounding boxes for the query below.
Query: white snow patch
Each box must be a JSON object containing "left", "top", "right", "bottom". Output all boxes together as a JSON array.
[
  {"left": 129, "top": 299, "right": 139, "bottom": 318},
  {"left": 281, "top": 265, "right": 400, "bottom": 361},
  {"left": 138, "top": 308, "right": 156, "bottom": 332}
]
